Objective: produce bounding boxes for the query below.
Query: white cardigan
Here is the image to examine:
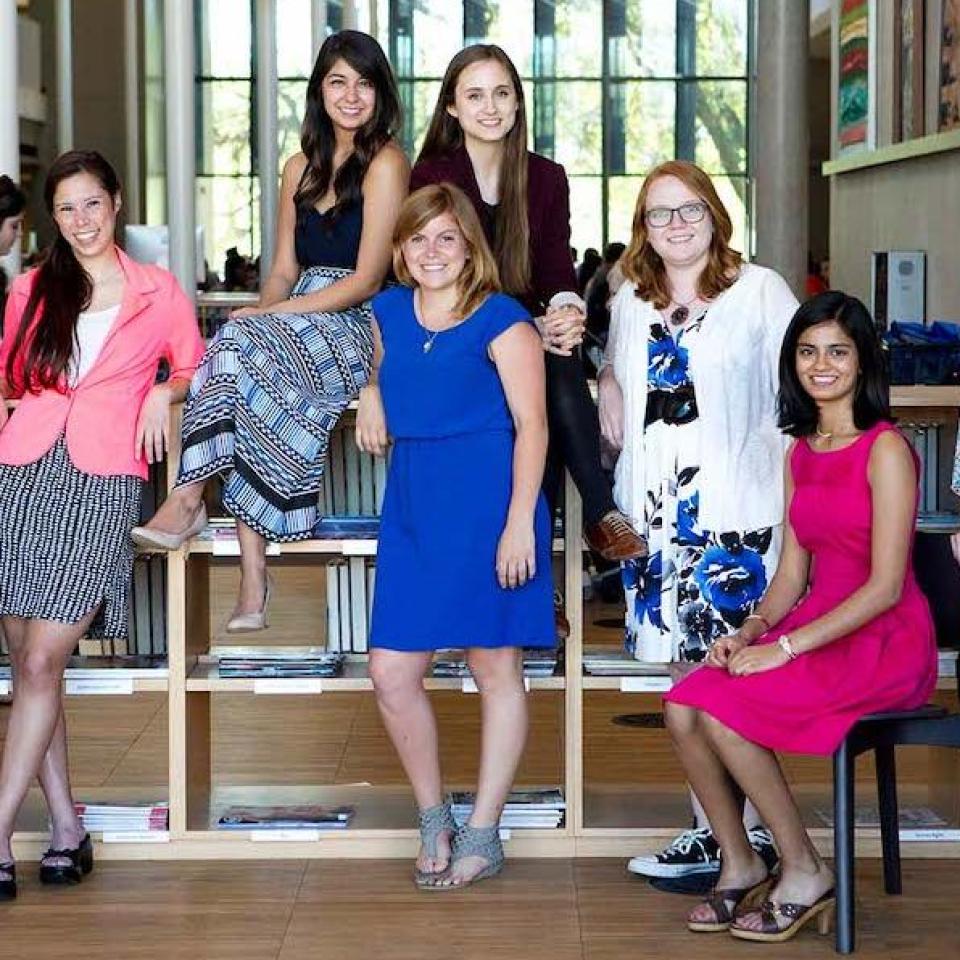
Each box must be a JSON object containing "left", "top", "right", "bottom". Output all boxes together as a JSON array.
[{"left": 607, "top": 263, "right": 799, "bottom": 533}]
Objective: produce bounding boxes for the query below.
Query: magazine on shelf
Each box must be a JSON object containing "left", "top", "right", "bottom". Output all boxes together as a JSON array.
[
  {"left": 432, "top": 650, "right": 558, "bottom": 678},
  {"left": 448, "top": 787, "right": 565, "bottom": 829},
  {"left": 74, "top": 801, "right": 170, "bottom": 831},
  {"left": 217, "top": 651, "right": 344, "bottom": 679},
  {"left": 217, "top": 804, "right": 354, "bottom": 830},
  {"left": 582, "top": 648, "right": 670, "bottom": 676}
]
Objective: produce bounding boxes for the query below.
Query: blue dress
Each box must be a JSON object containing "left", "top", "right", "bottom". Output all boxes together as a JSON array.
[
  {"left": 369, "top": 286, "right": 555, "bottom": 651},
  {"left": 176, "top": 199, "right": 372, "bottom": 540}
]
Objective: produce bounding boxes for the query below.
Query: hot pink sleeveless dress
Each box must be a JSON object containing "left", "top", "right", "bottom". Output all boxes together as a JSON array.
[{"left": 665, "top": 422, "right": 938, "bottom": 755}]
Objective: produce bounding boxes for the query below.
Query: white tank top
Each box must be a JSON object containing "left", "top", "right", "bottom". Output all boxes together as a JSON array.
[{"left": 69, "top": 304, "right": 120, "bottom": 386}]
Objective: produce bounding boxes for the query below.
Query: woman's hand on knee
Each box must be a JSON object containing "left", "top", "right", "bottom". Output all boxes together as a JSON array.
[{"left": 705, "top": 632, "right": 748, "bottom": 669}]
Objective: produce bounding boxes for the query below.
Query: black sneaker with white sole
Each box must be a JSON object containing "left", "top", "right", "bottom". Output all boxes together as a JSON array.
[
  {"left": 626, "top": 826, "right": 720, "bottom": 878},
  {"left": 747, "top": 825, "right": 781, "bottom": 874}
]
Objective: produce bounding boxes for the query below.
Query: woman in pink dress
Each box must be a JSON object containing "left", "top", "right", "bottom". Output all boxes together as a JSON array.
[{"left": 663, "top": 291, "right": 938, "bottom": 943}]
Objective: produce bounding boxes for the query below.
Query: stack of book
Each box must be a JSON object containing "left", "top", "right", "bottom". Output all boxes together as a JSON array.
[
  {"left": 217, "top": 650, "right": 344, "bottom": 679},
  {"left": 432, "top": 649, "right": 558, "bottom": 678},
  {"left": 448, "top": 788, "right": 565, "bottom": 830},
  {"left": 217, "top": 804, "right": 354, "bottom": 830},
  {"left": 74, "top": 801, "right": 169, "bottom": 833},
  {"left": 582, "top": 647, "right": 669, "bottom": 676}
]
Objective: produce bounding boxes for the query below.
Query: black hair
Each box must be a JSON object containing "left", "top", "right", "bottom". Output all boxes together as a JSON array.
[
  {"left": 5, "top": 150, "right": 121, "bottom": 393},
  {"left": 602, "top": 242, "right": 626, "bottom": 265},
  {"left": 777, "top": 290, "right": 892, "bottom": 437},
  {"left": 294, "top": 30, "right": 401, "bottom": 218},
  {"left": 0, "top": 175, "right": 26, "bottom": 229}
]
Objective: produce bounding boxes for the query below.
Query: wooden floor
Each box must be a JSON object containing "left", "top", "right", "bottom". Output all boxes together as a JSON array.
[{"left": 1, "top": 858, "right": 956, "bottom": 959}]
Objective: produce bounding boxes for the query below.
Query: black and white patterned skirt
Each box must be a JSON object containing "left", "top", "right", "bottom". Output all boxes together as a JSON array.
[{"left": 0, "top": 436, "right": 143, "bottom": 638}]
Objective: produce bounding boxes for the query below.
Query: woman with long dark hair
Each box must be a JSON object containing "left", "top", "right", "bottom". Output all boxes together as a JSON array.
[
  {"left": 133, "top": 31, "right": 408, "bottom": 630},
  {"left": 0, "top": 150, "right": 203, "bottom": 900},
  {"left": 0, "top": 175, "right": 26, "bottom": 313},
  {"left": 357, "top": 45, "right": 645, "bottom": 593},
  {"left": 663, "top": 292, "right": 937, "bottom": 942}
]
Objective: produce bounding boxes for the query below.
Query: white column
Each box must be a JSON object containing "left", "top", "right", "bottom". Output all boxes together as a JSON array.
[
  {"left": 0, "top": 0, "right": 20, "bottom": 278},
  {"left": 124, "top": 0, "right": 142, "bottom": 222},
  {"left": 163, "top": 0, "right": 196, "bottom": 300},
  {"left": 311, "top": 0, "right": 327, "bottom": 53},
  {"left": 56, "top": 0, "right": 74, "bottom": 152},
  {"left": 256, "top": 0, "right": 278, "bottom": 283},
  {"left": 755, "top": 0, "right": 809, "bottom": 298}
]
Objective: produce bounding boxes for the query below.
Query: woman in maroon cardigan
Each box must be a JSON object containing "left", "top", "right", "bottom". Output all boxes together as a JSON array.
[{"left": 358, "top": 45, "right": 644, "bottom": 591}]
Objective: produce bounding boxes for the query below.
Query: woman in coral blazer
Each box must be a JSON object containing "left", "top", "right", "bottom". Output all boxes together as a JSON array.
[{"left": 0, "top": 151, "right": 203, "bottom": 901}]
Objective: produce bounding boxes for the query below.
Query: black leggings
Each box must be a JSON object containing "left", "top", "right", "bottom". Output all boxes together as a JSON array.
[{"left": 541, "top": 350, "right": 617, "bottom": 526}]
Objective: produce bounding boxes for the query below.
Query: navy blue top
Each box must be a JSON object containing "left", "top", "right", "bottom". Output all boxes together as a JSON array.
[
  {"left": 294, "top": 199, "right": 363, "bottom": 269},
  {"left": 372, "top": 285, "right": 532, "bottom": 440}
]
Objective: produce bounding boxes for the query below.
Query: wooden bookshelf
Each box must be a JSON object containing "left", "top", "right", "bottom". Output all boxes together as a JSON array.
[{"left": 5, "top": 387, "right": 959, "bottom": 862}]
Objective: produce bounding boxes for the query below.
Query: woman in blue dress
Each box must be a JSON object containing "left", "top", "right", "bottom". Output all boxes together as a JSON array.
[
  {"left": 359, "top": 183, "right": 554, "bottom": 890},
  {"left": 132, "top": 31, "right": 408, "bottom": 630}
]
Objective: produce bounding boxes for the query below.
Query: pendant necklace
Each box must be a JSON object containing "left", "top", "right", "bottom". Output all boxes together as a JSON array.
[
  {"left": 668, "top": 292, "right": 700, "bottom": 326},
  {"left": 815, "top": 425, "right": 832, "bottom": 439},
  {"left": 415, "top": 289, "right": 453, "bottom": 354}
]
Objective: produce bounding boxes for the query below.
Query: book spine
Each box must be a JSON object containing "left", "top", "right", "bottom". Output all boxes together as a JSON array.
[{"left": 349, "top": 557, "right": 367, "bottom": 653}]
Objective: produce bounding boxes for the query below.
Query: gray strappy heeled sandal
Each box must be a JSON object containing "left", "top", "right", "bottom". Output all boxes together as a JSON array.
[
  {"left": 420, "top": 822, "right": 504, "bottom": 891},
  {"left": 413, "top": 801, "right": 456, "bottom": 887}
]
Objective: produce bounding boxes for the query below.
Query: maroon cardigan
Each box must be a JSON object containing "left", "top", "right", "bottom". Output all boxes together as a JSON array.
[{"left": 410, "top": 146, "right": 578, "bottom": 316}]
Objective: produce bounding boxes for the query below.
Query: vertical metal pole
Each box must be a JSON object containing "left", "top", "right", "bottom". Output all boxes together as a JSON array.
[
  {"left": 163, "top": 0, "right": 197, "bottom": 300},
  {"left": 256, "top": 0, "right": 278, "bottom": 283},
  {"left": 0, "top": 0, "right": 21, "bottom": 278},
  {"left": 56, "top": 0, "right": 74, "bottom": 152},
  {"left": 124, "top": 0, "right": 142, "bottom": 222}
]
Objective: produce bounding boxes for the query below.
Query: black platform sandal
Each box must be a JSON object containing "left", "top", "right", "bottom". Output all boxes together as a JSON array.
[
  {"left": 0, "top": 861, "right": 16, "bottom": 901},
  {"left": 39, "top": 833, "right": 93, "bottom": 885}
]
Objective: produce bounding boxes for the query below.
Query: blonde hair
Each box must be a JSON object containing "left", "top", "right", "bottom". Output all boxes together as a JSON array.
[
  {"left": 621, "top": 160, "right": 742, "bottom": 309},
  {"left": 392, "top": 183, "right": 501, "bottom": 318}
]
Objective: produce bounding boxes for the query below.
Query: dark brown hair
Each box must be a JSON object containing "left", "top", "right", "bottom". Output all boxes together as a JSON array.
[
  {"left": 392, "top": 184, "right": 500, "bottom": 319},
  {"left": 416, "top": 45, "right": 530, "bottom": 298},
  {"left": 5, "top": 150, "right": 120, "bottom": 393},
  {"left": 621, "top": 160, "right": 742, "bottom": 309},
  {"left": 0, "top": 175, "right": 26, "bottom": 228},
  {"left": 294, "top": 30, "right": 402, "bottom": 218}
]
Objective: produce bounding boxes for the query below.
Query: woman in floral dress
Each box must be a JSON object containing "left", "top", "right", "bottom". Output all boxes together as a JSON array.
[{"left": 598, "top": 160, "right": 798, "bottom": 879}]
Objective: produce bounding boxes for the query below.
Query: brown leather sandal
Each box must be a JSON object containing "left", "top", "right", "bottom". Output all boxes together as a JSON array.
[
  {"left": 729, "top": 889, "right": 836, "bottom": 942},
  {"left": 687, "top": 876, "right": 774, "bottom": 933}
]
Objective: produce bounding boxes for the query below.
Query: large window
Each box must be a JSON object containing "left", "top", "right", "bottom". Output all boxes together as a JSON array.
[
  {"left": 181, "top": 0, "right": 752, "bottom": 279},
  {"left": 391, "top": 0, "right": 753, "bottom": 254}
]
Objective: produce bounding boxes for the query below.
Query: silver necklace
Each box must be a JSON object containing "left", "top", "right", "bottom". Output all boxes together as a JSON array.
[{"left": 414, "top": 290, "right": 453, "bottom": 354}]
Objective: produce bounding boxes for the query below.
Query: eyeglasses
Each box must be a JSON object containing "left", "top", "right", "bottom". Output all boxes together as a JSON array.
[{"left": 645, "top": 201, "right": 708, "bottom": 229}]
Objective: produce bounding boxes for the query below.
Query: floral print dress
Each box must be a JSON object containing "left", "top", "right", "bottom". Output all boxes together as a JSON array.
[{"left": 622, "top": 314, "right": 781, "bottom": 663}]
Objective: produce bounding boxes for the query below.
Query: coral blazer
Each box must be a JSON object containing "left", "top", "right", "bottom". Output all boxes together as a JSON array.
[
  {"left": 411, "top": 146, "right": 578, "bottom": 316},
  {"left": 0, "top": 248, "right": 205, "bottom": 479}
]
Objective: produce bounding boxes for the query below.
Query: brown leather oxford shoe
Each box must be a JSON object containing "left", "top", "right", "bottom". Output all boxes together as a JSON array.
[{"left": 584, "top": 510, "right": 647, "bottom": 562}]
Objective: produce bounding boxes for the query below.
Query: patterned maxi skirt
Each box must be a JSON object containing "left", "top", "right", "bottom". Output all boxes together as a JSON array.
[
  {"left": 0, "top": 436, "right": 143, "bottom": 639},
  {"left": 176, "top": 267, "right": 374, "bottom": 541}
]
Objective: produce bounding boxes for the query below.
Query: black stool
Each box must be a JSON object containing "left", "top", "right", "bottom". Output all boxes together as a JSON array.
[{"left": 832, "top": 704, "right": 960, "bottom": 952}]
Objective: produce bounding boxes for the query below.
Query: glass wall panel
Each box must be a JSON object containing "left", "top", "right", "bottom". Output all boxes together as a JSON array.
[
  {"left": 198, "top": 0, "right": 252, "bottom": 77},
  {"left": 607, "top": 176, "right": 642, "bottom": 247},
  {"left": 411, "top": 1, "right": 465, "bottom": 77},
  {"left": 277, "top": 0, "right": 315, "bottom": 77},
  {"left": 693, "top": 80, "right": 748, "bottom": 175},
  {"left": 196, "top": 175, "right": 258, "bottom": 270},
  {"left": 197, "top": 81, "right": 253, "bottom": 176},
  {"left": 475, "top": 0, "right": 534, "bottom": 75},
  {"left": 278, "top": 79, "right": 308, "bottom": 170},
  {"left": 609, "top": 0, "right": 676, "bottom": 78},
  {"left": 540, "top": 0, "right": 602, "bottom": 79},
  {"left": 695, "top": 0, "right": 749, "bottom": 77},
  {"left": 551, "top": 82, "right": 602, "bottom": 176},
  {"left": 568, "top": 176, "right": 603, "bottom": 259}
]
